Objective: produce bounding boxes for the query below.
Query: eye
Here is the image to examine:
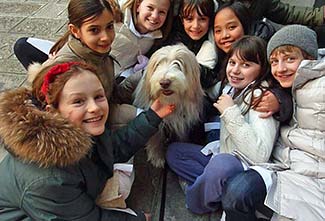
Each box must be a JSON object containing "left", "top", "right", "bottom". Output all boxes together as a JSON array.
[
  {"left": 199, "top": 16, "right": 208, "bottom": 22},
  {"left": 95, "top": 94, "right": 106, "bottom": 101},
  {"left": 184, "top": 16, "right": 193, "bottom": 22},
  {"left": 229, "top": 25, "right": 237, "bottom": 30},
  {"left": 147, "top": 6, "right": 154, "bottom": 11},
  {"left": 106, "top": 23, "right": 114, "bottom": 30},
  {"left": 242, "top": 63, "right": 250, "bottom": 68},
  {"left": 214, "top": 29, "right": 221, "bottom": 34},
  {"left": 286, "top": 57, "right": 296, "bottom": 62},
  {"left": 88, "top": 27, "right": 100, "bottom": 34},
  {"left": 270, "top": 59, "right": 278, "bottom": 65},
  {"left": 159, "top": 10, "right": 167, "bottom": 16},
  {"left": 72, "top": 98, "right": 85, "bottom": 105},
  {"left": 228, "top": 59, "right": 235, "bottom": 65}
]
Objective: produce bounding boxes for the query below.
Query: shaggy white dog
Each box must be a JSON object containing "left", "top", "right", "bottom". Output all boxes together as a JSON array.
[{"left": 133, "top": 44, "right": 205, "bottom": 168}]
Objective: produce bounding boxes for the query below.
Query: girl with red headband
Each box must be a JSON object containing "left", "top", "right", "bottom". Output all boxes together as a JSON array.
[{"left": 0, "top": 61, "right": 175, "bottom": 221}]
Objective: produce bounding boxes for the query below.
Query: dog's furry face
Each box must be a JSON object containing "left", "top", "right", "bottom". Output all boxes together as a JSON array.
[{"left": 133, "top": 45, "right": 205, "bottom": 167}]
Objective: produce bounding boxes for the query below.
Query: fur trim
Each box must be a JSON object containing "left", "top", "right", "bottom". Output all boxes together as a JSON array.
[
  {"left": 27, "top": 62, "right": 43, "bottom": 83},
  {"left": 0, "top": 88, "right": 92, "bottom": 168}
]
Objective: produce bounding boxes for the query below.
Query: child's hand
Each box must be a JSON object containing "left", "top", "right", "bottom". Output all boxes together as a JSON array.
[
  {"left": 253, "top": 91, "right": 279, "bottom": 118},
  {"left": 150, "top": 99, "right": 175, "bottom": 118},
  {"left": 133, "top": 55, "right": 149, "bottom": 72},
  {"left": 213, "top": 94, "right": 234, "bottom": 114}
]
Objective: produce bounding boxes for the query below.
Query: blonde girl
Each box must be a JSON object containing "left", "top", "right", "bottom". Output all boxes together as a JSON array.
[{"left": 0, "top": 61, "right": 175, "bottom": 220}]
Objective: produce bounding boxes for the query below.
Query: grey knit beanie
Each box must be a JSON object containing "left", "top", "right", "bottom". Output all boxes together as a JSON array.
[{"left": 267, "top": 24, "right": 318, "bottom": 59}]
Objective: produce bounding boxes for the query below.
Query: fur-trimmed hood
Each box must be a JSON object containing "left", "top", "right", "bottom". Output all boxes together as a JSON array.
[{"left": 0, "top": 88, "right": 92, "bottom": 168}]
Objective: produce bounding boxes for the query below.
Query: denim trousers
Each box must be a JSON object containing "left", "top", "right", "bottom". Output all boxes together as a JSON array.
[
  {"left": 222, "top": 169, "right": 272, "bottom": 221},
  {"left": 166, "top": 142, "right": 244, "bottom": 214}
]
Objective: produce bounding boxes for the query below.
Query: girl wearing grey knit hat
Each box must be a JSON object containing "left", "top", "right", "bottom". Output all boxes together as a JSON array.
[{"left": 221, "top": 24, "right": 325, "bottom": 221}]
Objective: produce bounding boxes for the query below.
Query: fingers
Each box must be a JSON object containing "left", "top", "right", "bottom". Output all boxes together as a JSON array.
[{"left": 258, "top": 111, "right": 273, "bottom": 119}]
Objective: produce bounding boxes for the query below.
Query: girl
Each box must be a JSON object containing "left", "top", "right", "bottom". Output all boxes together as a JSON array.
[
  {"left": 111, "top": 0, "right": 173, "bottom": 79},
  {"left": 166, "top": 36, "right": 279, "bottom": 214},
  {"left": 0, "top": 61, "right": 175, "bottom": 220},
  {"left": 210, "top": 1, "right": 291, "bottom": 121},
  {"left": 222, "top": 25, "right": 325, "bottom": 221},
  {"left": 167, "top": 0, "right": 218, "bottom": 90}
]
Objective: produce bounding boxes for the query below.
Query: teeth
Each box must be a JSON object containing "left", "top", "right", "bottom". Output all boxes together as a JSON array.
[
  {"left": 231, "top": 76, "right": 241, "bottom": 80},
  {"left": 85, "top": 116, "right": 101, "bottom": 123}
]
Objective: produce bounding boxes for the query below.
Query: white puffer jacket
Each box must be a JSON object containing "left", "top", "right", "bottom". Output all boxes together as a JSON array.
[{"left": 265, "top": 59, "right": 325, "bottom": 221}]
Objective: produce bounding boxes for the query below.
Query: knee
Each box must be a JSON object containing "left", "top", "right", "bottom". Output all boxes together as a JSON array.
[
  {"left": 13, "top": 37, "right": 28, "bottom": 55},
  {"left": 222, "top": 175, "right": 250, "bottom": 212},
  {"left": 222, "top": 170, "right": 266, "bottom": 213},
  {"left": 204, "top": 154, "right": 242, "bottom": 181}
]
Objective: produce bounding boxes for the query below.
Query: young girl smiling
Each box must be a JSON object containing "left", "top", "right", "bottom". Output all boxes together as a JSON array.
[{"left": 0, "top": 61, "right": 175, "bottom": 220}]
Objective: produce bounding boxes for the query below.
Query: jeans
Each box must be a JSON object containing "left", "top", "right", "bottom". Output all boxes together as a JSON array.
[{"left": 222, "top": 169, "right": 272, "bottom": 221}]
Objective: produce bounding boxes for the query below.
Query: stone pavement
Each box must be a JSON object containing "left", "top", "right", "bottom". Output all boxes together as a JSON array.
[{"left": 0, "top": 0, "right": 68, "bottom": 91}]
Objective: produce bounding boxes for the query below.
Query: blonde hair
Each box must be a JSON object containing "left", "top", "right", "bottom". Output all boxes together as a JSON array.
[
  {"left": 121, "top": 0, "right": 174, "bottom": 50},
  {"left": 270, "top": 45, "right": 314, "bottom": 60}
]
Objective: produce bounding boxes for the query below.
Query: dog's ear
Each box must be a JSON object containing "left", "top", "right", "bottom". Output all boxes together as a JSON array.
[
  {"left": 177, "top": 45, "right": 204, "bottom": 97},
  {"left": 133, "top": 70, "right": 151, "bottom": 108}
]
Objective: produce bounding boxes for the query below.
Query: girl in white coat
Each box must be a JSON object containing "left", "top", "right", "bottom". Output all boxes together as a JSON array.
[{"left": 166, "top": 35, "right": 279, "bottom": 214}]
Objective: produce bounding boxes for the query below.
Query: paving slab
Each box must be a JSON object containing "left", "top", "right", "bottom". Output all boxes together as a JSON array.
[
  {"left": 0, "top": 73, "right": 26, "bottom": 91},
  {"left": 0, "top": 58, "right": 25, "bottom": 74},
  {"left": 0, "top": 2, "right": 44, "bottom": 16}
]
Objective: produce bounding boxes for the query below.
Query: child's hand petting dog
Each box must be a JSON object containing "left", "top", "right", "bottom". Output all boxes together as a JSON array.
[{"left": 151, "top": 99, "right": 175, "bottom": 118}]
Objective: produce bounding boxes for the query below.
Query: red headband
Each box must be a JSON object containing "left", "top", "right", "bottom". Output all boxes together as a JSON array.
[{"left": 41, "top": 62, "right": 80, "bottom": 102}]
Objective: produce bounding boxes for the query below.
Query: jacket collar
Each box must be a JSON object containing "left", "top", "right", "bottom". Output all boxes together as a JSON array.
[
  {"left": 0, "top": 88, "right": 92, "bottom": 168},
  {"left": 293, "top": 59, "right": 325, "bottom": 91},
  {"left": 68, "top": 36, "right": 110, "bottom": 65}
]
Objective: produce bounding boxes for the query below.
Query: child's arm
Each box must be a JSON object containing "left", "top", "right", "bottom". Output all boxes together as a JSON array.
[
  {"left": 214, "top": 94, "right": 279, "bottom": 164},
  {"left": 253, "top": 88, "right": 293, "bottom": 123},
  {"left": 110, "top": 100, "right": 175, "bottom": 163},
  {"left": 21, "top": 177, "right": 147, "bottom": 221}
]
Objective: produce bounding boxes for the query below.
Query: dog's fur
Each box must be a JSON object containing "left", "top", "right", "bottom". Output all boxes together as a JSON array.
[{"left": 133, "top": 45, "right": 204, "bottom": 167}]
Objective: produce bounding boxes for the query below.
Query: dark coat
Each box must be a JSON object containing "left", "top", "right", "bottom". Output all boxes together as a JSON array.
[
  {"left": 0, "top": 88, "right": 161, "bottom": 221},
  {"left": 219, "top": 0, "right": 324, "bottom": 26}
]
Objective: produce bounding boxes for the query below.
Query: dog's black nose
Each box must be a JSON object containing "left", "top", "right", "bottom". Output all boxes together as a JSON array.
[{"left": 159, "top": 79, "right": 171, "bottom": 89}]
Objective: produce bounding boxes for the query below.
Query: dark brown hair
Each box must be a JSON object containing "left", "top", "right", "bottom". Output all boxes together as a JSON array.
[
  {"left": 220, "top": 36, "right": 271, "bottom": 114},
  {"left": 180, "top": 0, "right": 215, "bottom": 28}
]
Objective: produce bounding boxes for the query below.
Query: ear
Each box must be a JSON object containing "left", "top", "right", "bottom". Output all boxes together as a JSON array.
[
  {"left": 68, "top": 24, "right": 81, "bottom": 39},
  {"left": 136, "top": 0, "right": 141, "bottom": 13}
]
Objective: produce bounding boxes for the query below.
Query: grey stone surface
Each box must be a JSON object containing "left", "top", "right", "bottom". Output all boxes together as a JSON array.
[{"left": 0, "top": 73, "right": 25, "bottom": 91}]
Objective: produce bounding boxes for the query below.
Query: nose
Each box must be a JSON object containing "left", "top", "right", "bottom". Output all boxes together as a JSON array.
[
  {"left": 151, "top": 9, "right": 159, "bottom": 20},
  {"left": 222, "top": 29, "right": 229, "bottom": 39},
  {"left": 232, "top": 64, "right": 240, "bottom": 74},
  {"left": 193, "top": 19, "right": 199, "bottom": 28},
  {"left": 100, "top": 31, "right": 112, "bottom": 42},
  {"left": 88, "top": 99, "right": 100, "bottom": 113},
  {"left": 160, "top": 79, "right": 171, "bottom": 89},
  {"left": 277, "top": 60, "right": 287, "bottom": 72}
]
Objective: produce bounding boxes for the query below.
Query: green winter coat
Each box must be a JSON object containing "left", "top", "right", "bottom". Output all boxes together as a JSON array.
[
  {"left": 219, "top": 0, "right": 324, "bottom": 26},
  {"left": 0, "top": 88, "right": 162, "bottom": 221}
]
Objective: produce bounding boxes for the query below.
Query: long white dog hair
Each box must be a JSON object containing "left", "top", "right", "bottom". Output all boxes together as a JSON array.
[{"left": 133, "top": 44, "right": 205, "bottom": 167}]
